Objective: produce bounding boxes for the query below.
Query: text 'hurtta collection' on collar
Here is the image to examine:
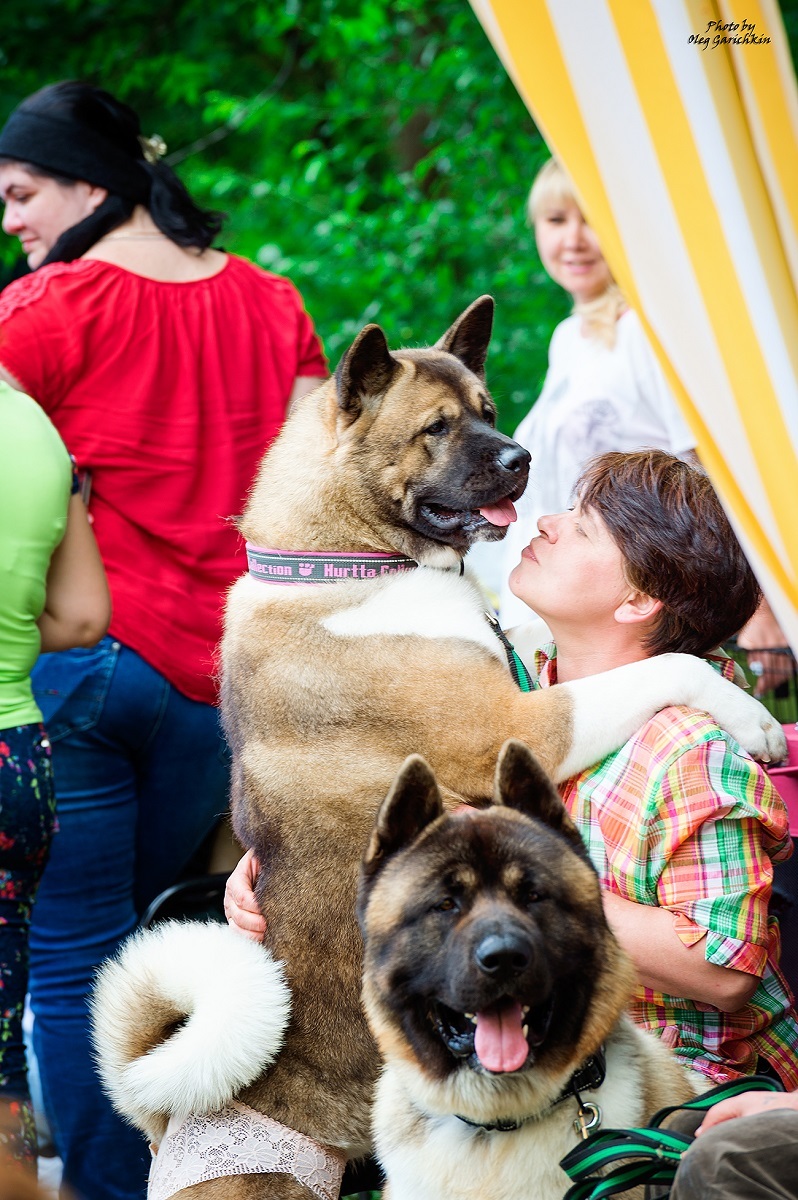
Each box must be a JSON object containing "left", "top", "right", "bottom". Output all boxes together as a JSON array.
[{"left": 246, "top": 544, "right": 418, "bottom": 584}]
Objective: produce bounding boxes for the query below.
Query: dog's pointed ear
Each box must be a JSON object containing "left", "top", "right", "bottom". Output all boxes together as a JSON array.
[
  {"left": 361, "top": 755, "right": 444, "bottom": 883},
  {"left": 335, "top": 323, "right": 399, "bottom": 419},
  {"left": 493, "top": 739, "right": 584, "bottom": 851},
  {"left": 435, "top": 295, "right": 494, "bottom": 380}
]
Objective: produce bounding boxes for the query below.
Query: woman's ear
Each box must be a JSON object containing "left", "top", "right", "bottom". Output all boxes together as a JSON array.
[
  {"left": 614, "top": 590, "right": 662, "bottom": 627},
  {"left": 82, "top": 182, "right": 108, "bottom": 215}
]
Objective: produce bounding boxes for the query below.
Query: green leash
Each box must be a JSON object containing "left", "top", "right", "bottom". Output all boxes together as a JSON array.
[
  {"left": 560, "top": 1075, "right": 784, "bottom": 1199},
  {"left": 485, "top": 613, "right": 533, "bottom": 692}
]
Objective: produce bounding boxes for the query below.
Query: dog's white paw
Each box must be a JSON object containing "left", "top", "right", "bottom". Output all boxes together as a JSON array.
[
  {"left": 642, "top": 653, "right": 786, "bottom": 764},
  {"left": 694, "top": 682, "right": 787, "bottom": 763},
  {"left": 724, "top": 696, "right": 787, "bottom": 763}
]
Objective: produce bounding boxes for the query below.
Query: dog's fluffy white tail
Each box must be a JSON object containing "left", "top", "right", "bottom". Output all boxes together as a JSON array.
[{"left": 91, "top": 920, "right": 291, "bottom": 1133}]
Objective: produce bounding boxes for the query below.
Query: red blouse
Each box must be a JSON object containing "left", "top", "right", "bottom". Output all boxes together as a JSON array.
[{"left": 0, "top": 255, "right": 327, "bottom": 703}]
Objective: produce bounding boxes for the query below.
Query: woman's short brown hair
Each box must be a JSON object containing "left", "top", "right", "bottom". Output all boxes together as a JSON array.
[{"left": 575, "top": 449, "right": 761, "bottom": 657}]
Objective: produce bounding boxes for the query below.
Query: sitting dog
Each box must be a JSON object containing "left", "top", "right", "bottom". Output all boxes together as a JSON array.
[
  {"left": 358, "top": 740, "right": 704, "bottom": 1200},
  {"left": 91, "top": 297, "right": 782, "bottom": 1198}
]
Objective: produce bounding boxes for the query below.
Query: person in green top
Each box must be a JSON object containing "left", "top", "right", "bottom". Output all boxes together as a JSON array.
[{"left": 0, "top": 380, "right": 109, "bottom": 1170}]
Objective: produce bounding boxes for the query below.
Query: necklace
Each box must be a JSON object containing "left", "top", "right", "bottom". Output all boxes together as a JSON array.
[{"left": 99, "top": 232, "right": 169, "bottom": 242}]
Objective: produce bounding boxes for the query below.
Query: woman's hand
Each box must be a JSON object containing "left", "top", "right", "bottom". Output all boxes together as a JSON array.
[
  {"left": 696, "top": 1087, "right": 798, "bottom": 1133},
  {"left": 224, "top": 848, "right": 267, "bottom": 943}
]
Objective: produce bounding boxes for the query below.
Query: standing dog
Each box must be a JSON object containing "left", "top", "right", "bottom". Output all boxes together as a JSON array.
[
  {"left": 92, "top": 297, "right": 782, "bottom": 1198},
  {"left": 358, "top": 740, "right": 703, "bottom": 1200}
]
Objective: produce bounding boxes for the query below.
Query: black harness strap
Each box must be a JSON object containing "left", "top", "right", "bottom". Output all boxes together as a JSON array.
[{"left": 485, "top": 613, "right": 533, "bottom": 692}]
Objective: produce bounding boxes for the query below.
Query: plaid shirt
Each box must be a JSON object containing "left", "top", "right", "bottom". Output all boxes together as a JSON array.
[{"left": 533, "top": 643, "right": 798, "bottom": 1088}]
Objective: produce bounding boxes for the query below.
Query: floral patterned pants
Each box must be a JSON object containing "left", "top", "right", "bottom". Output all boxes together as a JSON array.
[{"left": 0, "top": 725, "right": 56, "bottom": 1168}]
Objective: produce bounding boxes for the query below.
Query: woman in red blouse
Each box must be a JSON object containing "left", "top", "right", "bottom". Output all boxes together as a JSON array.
[{"left": 0, "top": 80, "right": 327, "bottom": 1200}]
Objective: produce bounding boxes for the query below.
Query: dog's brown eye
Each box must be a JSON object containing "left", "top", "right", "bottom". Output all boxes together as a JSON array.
[
  {"left": 481, "top": 404, "right": 495, "bottom": 425},
  {"left": 434, "top": 897, "right": 457, "bottom": 912},
  {"left": 425, "top": 419, "right": 448, "bottom": 437}
]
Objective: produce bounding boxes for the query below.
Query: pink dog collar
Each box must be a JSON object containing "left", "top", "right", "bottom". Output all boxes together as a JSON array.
[{"left": 246, "top": 543, "right": 417, "bottom": 584}]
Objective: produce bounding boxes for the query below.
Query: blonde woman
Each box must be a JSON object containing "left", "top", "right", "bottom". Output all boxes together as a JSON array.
[{"left": 497, "top": 159, "right": 696, "bottom": 626}]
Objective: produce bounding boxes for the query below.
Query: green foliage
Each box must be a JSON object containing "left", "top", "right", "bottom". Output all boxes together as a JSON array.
[
  {"left": 1, "top": 1, "right": 796, "bottom": 432},
  {"left": 0, "top": 0, "right": 567, "bottom": 432}
]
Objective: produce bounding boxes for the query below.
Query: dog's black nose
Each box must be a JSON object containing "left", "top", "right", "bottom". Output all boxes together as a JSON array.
[
  {"left": 475, "top": 932, "right": 531, "bottom": 977},
  {"left": 495, "top": 443, "right": 531, "bottom": 476}
]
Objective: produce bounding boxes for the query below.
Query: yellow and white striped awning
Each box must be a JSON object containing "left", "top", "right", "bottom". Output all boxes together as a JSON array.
[{"left": 470, "top": 0, "right": 798, "bottom": 653}]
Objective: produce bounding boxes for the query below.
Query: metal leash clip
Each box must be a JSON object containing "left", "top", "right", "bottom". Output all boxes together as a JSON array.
[{"left": 574, "top": 1101, "right": 602, "bottom": 1141}]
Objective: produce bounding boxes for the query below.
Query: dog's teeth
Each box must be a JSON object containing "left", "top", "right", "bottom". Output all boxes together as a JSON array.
[
  {"left": 522, "top": 1024, "right": 529, "bottom": 1039},
  {"left": 522, "top": 1006, "right": 530, "bottom": 1016},
  {"left": 465, "top": 1012, "right": 476, "bottom": 1023}
]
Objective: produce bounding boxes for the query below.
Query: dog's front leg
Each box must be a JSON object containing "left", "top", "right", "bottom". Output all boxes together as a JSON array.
[{"left": 544, "top": 652, "right": 786, "bottom": 782}]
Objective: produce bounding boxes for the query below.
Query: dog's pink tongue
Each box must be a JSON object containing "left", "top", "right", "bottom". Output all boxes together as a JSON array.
[
  {"left": 478, "top": 497, "right": 517, "bottom": 527},
  {"left": 474, "top": 1000, "right": 528, "bottom": 1073}
]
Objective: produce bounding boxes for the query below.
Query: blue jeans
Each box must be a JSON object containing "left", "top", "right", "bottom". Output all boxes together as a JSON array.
[{"left": 29, "top": 637, "right": 231, "bottom": 1200}]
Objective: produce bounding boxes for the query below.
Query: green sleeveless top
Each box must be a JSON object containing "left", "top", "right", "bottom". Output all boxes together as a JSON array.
[{"left": 0, "top": 382, "right": 72, "bottom": 727}]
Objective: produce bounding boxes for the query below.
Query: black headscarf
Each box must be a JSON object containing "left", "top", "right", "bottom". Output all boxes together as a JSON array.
[{"left": 0, "top": 109, "right": 149, "bottom": 201}]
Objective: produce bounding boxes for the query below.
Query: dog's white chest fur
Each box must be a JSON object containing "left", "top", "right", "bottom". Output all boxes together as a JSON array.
[
  {"left": 321, "top": 567, "right": 506, "bottom": 661},
  {"left": 378, "top": 1106, "right": 577, "bottom": 1200},
  {"left": 373, "top": 1022, "right": 705, "bottom": 1200}
]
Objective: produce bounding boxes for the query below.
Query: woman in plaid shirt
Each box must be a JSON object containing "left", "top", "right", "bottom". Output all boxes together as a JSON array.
[
  {"left": 508, "top": 448, "right": 798, "bottom": 1089},
  {"left": 226, "top": 446, "right": 797, "bottom": 1088}
]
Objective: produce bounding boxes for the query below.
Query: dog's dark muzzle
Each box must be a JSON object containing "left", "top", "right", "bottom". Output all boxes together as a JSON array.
[
  {"left": 465, "top": 432, "right": 530, "bottom": 500},
  {"left": 414, "top": 435, "right": 530, "bottom": 547}
]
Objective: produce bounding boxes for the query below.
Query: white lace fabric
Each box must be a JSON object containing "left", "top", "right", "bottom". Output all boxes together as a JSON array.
[{"left": 148, "top": 1100, "right": 347, "bottom": 1200}]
